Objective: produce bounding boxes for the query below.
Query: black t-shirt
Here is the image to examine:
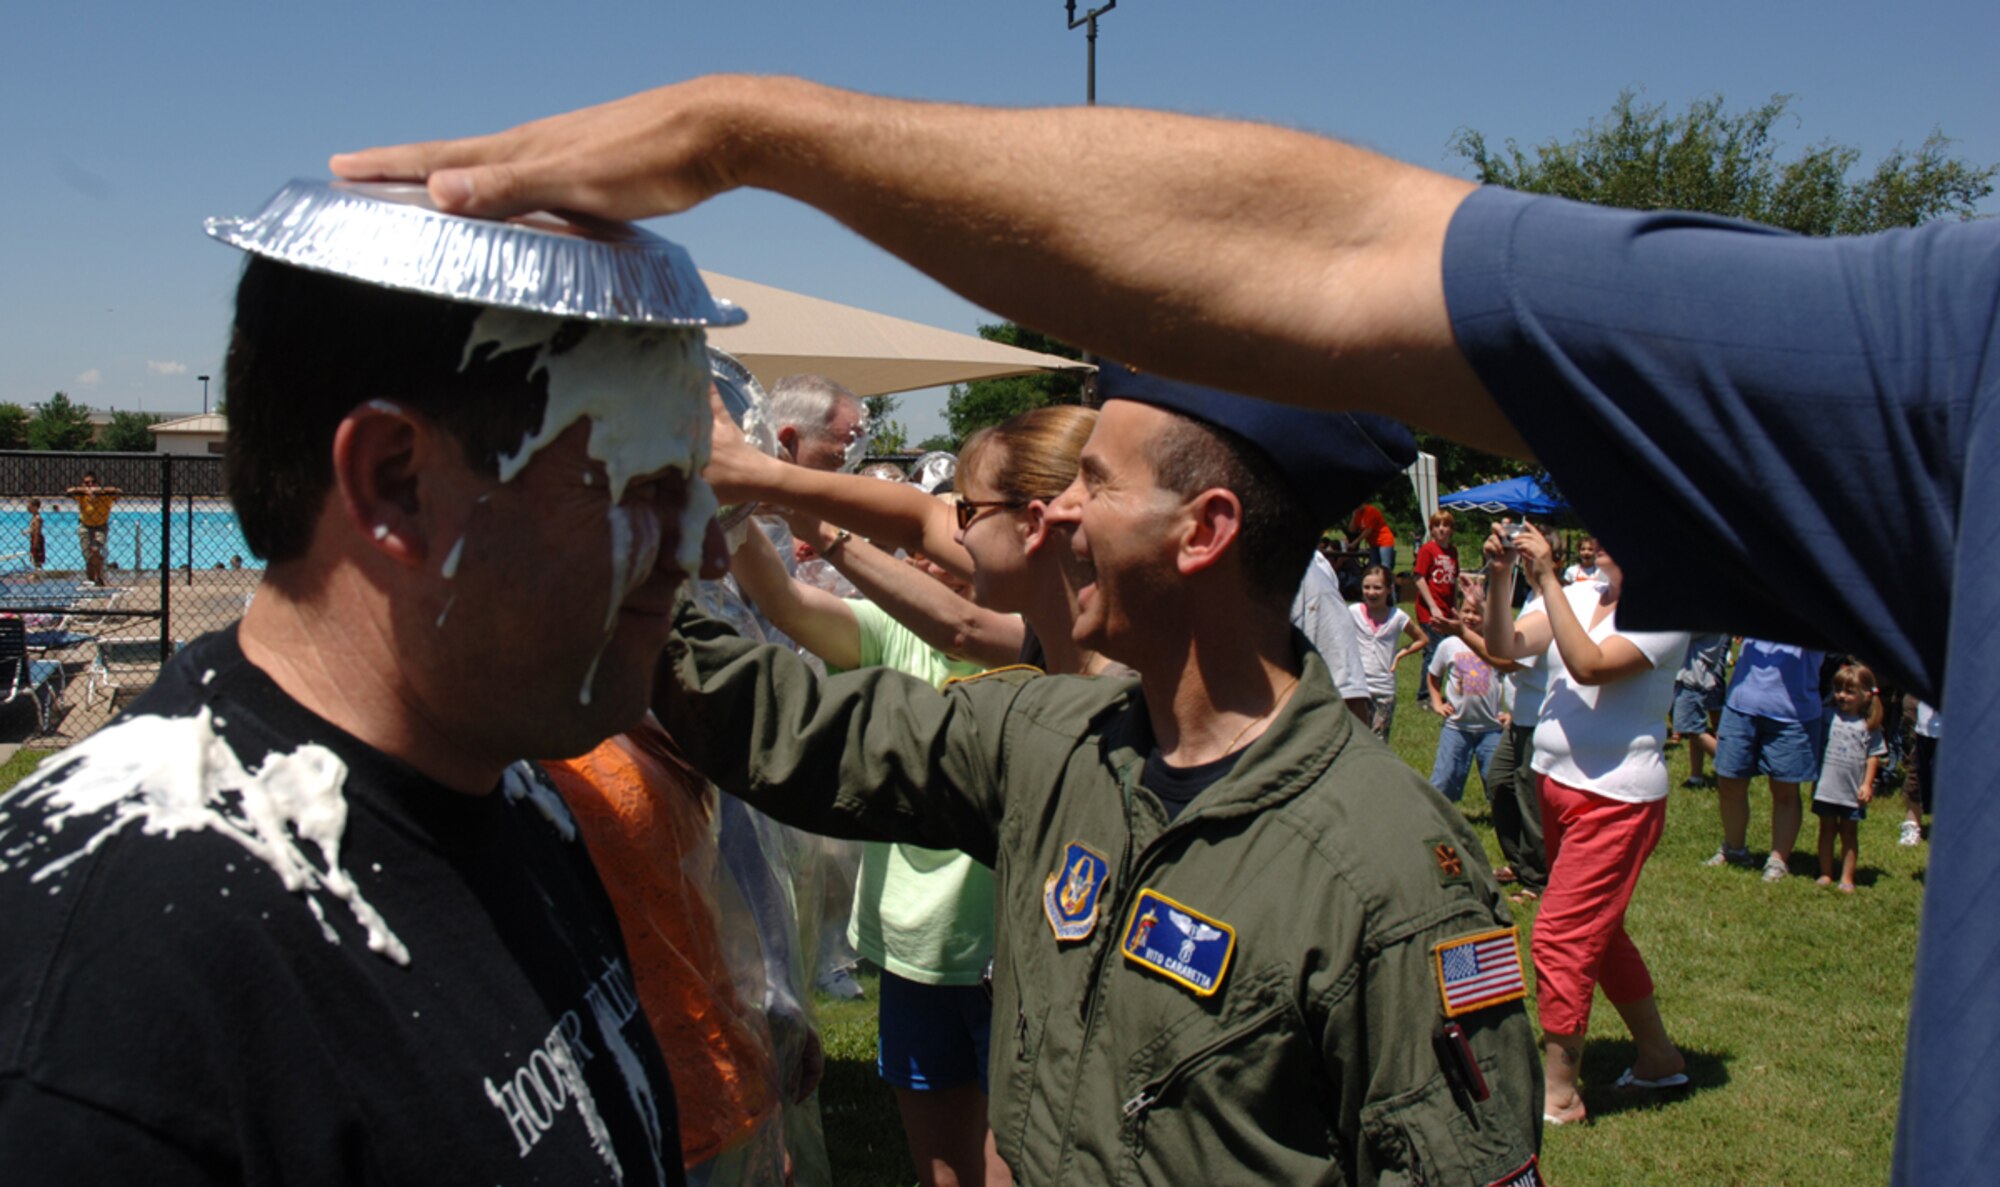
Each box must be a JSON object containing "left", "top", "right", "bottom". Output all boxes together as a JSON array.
[
  {"left": 1140, "top": 748, "right": 1245, "bottom": 821},
  {"left": 0, "top": 628, "right": 683, "bottom": 1185}
]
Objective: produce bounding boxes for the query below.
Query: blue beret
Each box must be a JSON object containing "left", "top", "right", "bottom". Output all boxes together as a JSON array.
[{"left": 1096, "top": 361, "right": 1416, "bottom": 526}]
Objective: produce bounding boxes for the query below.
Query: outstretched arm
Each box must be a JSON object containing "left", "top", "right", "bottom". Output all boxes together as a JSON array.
[
  {"left": 790, "top": 515, "right": 1024, "bottom": 669},
  {"left": 704, "top": 401, "right": 973, "bottom": 578},
  {"left": 728, "top": 523, "right": 862, "bottom": 671},
  {"left": 331, "top": 75, "right": 1522, "bottom": 455}
]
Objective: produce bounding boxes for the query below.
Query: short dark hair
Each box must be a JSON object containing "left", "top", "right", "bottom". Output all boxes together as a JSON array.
[
  {"left": 223, "top": 258, "right": 556, "bottom": 562},
  {"left": 1142, "top": 412, "right": 1317, "bottom": 607}
]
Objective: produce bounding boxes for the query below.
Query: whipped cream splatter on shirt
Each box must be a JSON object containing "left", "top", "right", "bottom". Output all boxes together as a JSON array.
[{"left": 0, "top": 707, "right": 411, "bottom": 965}]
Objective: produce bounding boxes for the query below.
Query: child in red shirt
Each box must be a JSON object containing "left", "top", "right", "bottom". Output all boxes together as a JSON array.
[{"left": 1413, "top": 509, "right": 1461, "bottom": 691}]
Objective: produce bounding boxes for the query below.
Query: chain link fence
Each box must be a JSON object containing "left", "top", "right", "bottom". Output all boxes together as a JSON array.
[{"left": 0, "top": 450, "right": 254, "bottom": 742}]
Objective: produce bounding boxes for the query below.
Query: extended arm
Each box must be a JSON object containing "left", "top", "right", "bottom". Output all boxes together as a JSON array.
[
  {"left": 703, "top": 404, "right": 973, "bottom": 578},
  {"left": 793, "top": 517, "right": 1024, "bottom": 668},
  {"left": 656, "top": 603, "right": 1019, "bottom": 863},
  {"left": 330, "top": 76, "right": 1522, "bottom": 455},
  {"left": 728, "top": 522, "right": 863, "bottom": 670}
]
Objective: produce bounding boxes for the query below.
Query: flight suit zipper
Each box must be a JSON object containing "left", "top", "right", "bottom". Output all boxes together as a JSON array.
[{"left": 1118, "top": 999, "right": 1292, "bottom": 1159}]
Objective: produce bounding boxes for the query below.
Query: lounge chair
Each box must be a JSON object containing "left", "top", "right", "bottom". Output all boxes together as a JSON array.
[
  {"left": 85, "top": 637, "right": 180, "bottom": 710},
  {"left": 0, "top": 618, "right": 65, "bottom": 733}
]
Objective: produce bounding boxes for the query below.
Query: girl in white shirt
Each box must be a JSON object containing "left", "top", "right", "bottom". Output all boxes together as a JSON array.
[{"left": 1347, "top": 565, "right": 1426, "bottom": 740}]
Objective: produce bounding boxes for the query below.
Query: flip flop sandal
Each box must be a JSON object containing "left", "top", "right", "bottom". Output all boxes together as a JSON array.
[{"left": 1614, "top": 1068, "right": 1689, "bottom": 1091}]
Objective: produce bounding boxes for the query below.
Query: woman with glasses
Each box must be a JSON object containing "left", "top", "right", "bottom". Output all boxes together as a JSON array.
[{"left": 706, "top": 402, "right": 1125, "bottom": 680}]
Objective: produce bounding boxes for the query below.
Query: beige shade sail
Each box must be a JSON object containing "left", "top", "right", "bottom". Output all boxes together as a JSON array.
[{"left": 700, "top": 270, "right": 1090, "bottom": 397}]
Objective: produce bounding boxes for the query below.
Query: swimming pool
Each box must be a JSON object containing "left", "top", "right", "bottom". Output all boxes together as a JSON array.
[{"left": 0, "top": 502, "right": 258, "bottom": 573}]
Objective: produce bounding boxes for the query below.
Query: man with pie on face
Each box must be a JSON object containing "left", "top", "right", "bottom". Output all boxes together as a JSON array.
[
  {"left": 663, "top": 363, "right": 1543, "bottom": 1185},
  {"left": 0, "top": 254, "right": 730, "bottom": 1185}
]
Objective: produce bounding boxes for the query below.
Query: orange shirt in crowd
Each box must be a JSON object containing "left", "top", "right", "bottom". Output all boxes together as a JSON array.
[{"left": 1349, "top": 504, "right": 1395, "bottom": 548}]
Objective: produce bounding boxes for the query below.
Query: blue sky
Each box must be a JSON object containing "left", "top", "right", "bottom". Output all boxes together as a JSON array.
[{"left": 4, "top": 0, "right": 1995, "bottom": 443}]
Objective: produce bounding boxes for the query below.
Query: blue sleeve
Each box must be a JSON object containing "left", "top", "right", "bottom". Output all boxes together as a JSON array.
[{"left": 1443, "top": 186, "right": 1998, "bottom": 701}]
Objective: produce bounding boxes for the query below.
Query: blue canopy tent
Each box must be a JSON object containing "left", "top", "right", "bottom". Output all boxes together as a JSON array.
[{"left": 1437, "top": 475, "right": 1568, "bottom": 518}]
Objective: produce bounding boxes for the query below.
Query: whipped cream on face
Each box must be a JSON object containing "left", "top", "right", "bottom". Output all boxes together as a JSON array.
[
  {"left": 0, "top": 708, "right": 411, "bottom": 965},
  {"left": 461, "top": 311, "right": 714, "bottom": 702}
]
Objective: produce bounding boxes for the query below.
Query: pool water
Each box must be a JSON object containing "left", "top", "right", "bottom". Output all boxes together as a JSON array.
[{"left": 0, "top": 503, "right": 257, "bottom": 573}]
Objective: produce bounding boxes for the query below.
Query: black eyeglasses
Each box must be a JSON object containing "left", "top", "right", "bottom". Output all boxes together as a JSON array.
[{"left": 955, "top": 498, "right": 1027, "bottom": 531}]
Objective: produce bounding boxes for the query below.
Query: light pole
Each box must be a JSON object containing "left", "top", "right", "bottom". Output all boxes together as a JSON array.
[
  {"left": 198, "top": 374, "right": 210, "bottom": 415},
  {"left": 1065, "top": 1, "right": 1118, "bottom": 401},
  {"left": 1065, "top": 0, "right": 1117, "bottom": 105}
]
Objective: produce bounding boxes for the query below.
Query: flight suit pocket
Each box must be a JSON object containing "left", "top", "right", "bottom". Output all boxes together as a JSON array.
[
  {"left": 1358, "top": 1069, "right": 1528, "bottom": 1186},
  {"left": 993, "top": 957, "right": 1055, "bottom": 1175},
  {"left": 1115, "top": 997, "right": 1311, "bottom": 1184}
]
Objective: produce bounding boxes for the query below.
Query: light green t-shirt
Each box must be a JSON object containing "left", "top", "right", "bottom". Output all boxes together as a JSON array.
[{"left": 836, "top": 599, "right": 995, "bottom": 985}]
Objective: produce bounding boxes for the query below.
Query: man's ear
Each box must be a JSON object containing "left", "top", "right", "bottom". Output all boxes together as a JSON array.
[
  {"left": 776, "top": 424, "right": 801, "bottom": 464},
  {"left": 330, "top": 402, "right": 448, "bottom": 567},
  {"left": 1178, "top": 487, "right": 1244, "bottom": 578}
]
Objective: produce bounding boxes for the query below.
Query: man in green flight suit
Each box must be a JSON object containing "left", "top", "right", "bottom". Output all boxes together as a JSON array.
[{"left": 660, "top": 363, "right": 1544, "bottom": 1185}]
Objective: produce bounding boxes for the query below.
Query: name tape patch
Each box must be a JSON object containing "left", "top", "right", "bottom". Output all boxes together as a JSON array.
[
  {"left": 1485, "top": 1154, "right": 1546, "bottom": 1187},
  {"left": 1120, "top": 889, "right": 1235, "bottom": 997},
  {"left": 1434, "top": 927, "right": 1527, "bottom": 1018},
  {"left": 1043, "top": 841, "right": 1110, "bottom": 942}
]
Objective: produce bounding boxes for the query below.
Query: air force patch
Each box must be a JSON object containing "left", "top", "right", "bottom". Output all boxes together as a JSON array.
[
  {"left": 1043, "top": 841, "right": 1110, "bottom": 941},
  {"left": 1120, "top": 889, "right": 1235, "bottom": 996}
]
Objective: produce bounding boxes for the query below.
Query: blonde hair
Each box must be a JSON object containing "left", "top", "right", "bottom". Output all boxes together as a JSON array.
[
  {"left": 1833, "top": 662, "right": 1885, "bottom": 731},
  {"left": 960, "top": 405, "right": 1097, "bottom": 503}
]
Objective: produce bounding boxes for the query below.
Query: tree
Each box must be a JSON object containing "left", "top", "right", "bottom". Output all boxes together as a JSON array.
[
  {"left": 28, "top": 392, "right": 95, "bottom": 452},
  {"left": 0, "top": 403, "right": 28, "bottom": 450},
  {"left": 100, "top": 410, "right": 163, "bottom": 453},
  {"left": 943, "top": 323, "right": 1086, "bottom": 440},
  {"left": 914, "top": 432, "right": 960, "bottom": 454},
  {"left": 862, "top": 394, "right": 909, "bottom": 455},
  {"left": 1452, "top": 92, "right": 1996, "bottom": 236}
]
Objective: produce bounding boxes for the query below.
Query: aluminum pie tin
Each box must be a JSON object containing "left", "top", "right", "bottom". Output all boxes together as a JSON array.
[
  {"left": 205, "top": 179, "right": 747, "bottom": 328},
  {"left": 708, "top": 346, "right": 779, "bottom": 535}
]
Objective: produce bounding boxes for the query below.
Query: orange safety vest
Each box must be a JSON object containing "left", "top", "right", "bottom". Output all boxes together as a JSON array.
[{"left": 544, "top": 723, "right": 782, "bottom": 1167}]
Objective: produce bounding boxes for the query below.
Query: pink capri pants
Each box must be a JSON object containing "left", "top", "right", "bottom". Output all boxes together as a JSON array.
[{"left": 1533, "top": 774, "right": 1666, "bottom": 1035}]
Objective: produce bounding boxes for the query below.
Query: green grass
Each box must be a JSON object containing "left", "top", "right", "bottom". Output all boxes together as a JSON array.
[
  {"left": 1379, "top": 653, "right": 1914, "bottom": 1185},
  {"left": 0, "top": 748, "right": 57, "bottom": 788},
  {"left": 811, "top": 624, "right": 1918, "bottom": 1185}
]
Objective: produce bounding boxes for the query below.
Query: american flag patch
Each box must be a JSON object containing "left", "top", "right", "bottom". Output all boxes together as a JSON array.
[{"left": 1434, "top": 927, "right": 1527, "bottom": 1018}]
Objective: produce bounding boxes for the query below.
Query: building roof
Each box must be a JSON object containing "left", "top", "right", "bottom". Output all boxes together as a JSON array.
[{"left": 149, "top": 413, "right": 229, "bottom": 435}]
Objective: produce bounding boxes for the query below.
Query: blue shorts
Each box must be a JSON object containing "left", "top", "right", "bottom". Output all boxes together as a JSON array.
[
  {"left": 877, "top": 969, "right": 993, "bottom": 1092},
  {"left": 1671, "top": 683, "right": 1723, "bottom": 736},
  {"left": 1714, "top": 706, "right": 1820, "bottom": 783},
  {"left": 1813, "top": 798, "right": 1867, "bottom": 822}
]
